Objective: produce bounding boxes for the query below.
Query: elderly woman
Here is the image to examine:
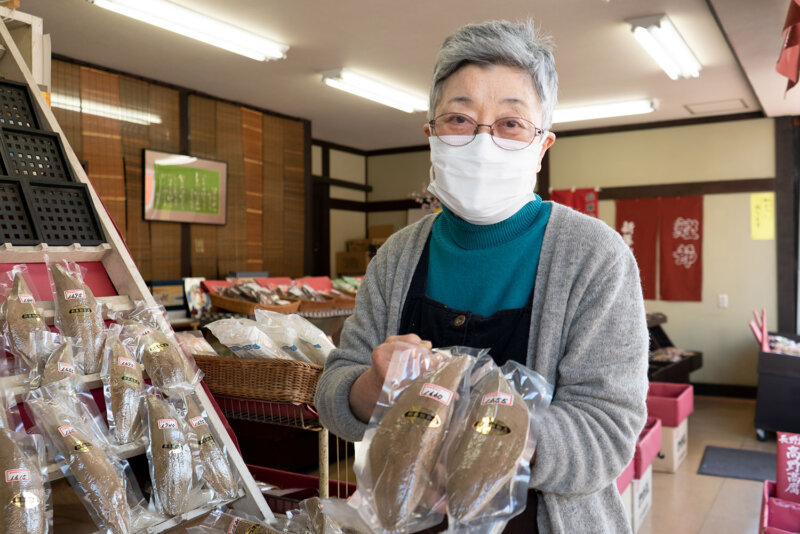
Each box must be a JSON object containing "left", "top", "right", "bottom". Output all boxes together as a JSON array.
[{"left": 315, "top": 19, "right": 648, "bottom": 534}]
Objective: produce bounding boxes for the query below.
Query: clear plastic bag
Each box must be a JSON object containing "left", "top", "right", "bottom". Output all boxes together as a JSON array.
[
  {"left": 254, "top": 309, "right": 335, "bottom": 365},
  {"left": 0, "top": 266, "right": 49, "bottom": 382},
  {"left": 25, "top": 382, "right": 153, "bottom": 534},
  {"left": 46, "top": 259, "right": 106, "bottom": 374},
  {"left": 170, "top": 390, "right": 240, "bottom": 502},
  {"left": 37, "top": 336, "right": 82, "bottom": 393},
  {"left": 186, "top": 508, "right": 282, "bottom": 533},
  {"left": 325, "top": 344, "right": 482, "bottom": 534},
  {"left": 0, "top": 387, "right": 52, "bottom": 534},
  {"left": 204, "top": 317, "right": 290, "bottom": 360},
  {"left": 174, "top": 331, "right": 218, "bottom": 357},
  {"left": 116, "top": 301, "right": 202, "bottom": 391},
  {"left": 443, "top": 359, "right": 552, "bottom": 534},
  {"left": 283, "top": 497, "right": 346, "bottom": 534},
  {"left": 143, "top": 388, "right": 196, "bottom": 517},
  {"left": 101, "top": 324, "right": 145, "bottom": 445}
]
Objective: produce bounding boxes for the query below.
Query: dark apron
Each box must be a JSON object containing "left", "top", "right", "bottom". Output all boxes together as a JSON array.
[{"left": 398, "top": 237, "right": 540, "bottom": 534}]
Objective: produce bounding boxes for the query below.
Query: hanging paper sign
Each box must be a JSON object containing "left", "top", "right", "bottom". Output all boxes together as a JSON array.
[
  {"left": 751, "top": 193, "right": 775, "bottom": 240},
  {"left": 660, "top": 196, "right": 703, "bottom": 301},
  {"left": 616, "top": 198, "right": 660, "bottom": 300}
]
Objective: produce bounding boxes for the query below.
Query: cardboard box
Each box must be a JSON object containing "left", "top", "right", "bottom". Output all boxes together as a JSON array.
[
  {"left": 346, "top": 238, "right": 370, "bottom": 253},
  {"left": 336, "top": 251, "right": 370, "bottom": 276},
  {"left": 632, "top": 464, "right": 653, "bottom": 533},
  {"left": 762, "top": 480, "right": 800, "bottom": 534},
  {"left": 653, "top": 418, "right": 689, "bottom": 473},
  {"left": 634, "top": 417, "right": 663, "bottom": 478},
  {"left": 617, "top": 459, "right": 635, "bottom": 494},
  {"left": 620, "top": 482, "right": 633, "bottom": 527},
  {"left": 369, "top": 225, "right": 394, "bottom": 238},
  {"left": 647, "top": 382, "right": 694, "bottom": 427}
]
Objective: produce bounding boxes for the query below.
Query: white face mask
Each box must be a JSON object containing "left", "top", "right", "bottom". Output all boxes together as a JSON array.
[{"left": 427, "top": 133, "right": 544, "bottom": 225}]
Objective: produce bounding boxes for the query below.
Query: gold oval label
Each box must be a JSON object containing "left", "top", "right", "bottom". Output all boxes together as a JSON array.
[
  {"left": 161, "top": 442, "right": 183, "bottom": 453},
  {"left": 68, "top": 306, "right": 92, "bottom": 316},
  {"left": 21, "top": 312, "right": 41, "bottom": 321},
  {"left": 404, "top": 408, "right": 441, "bottom": 428},
  {"left": 198, "top": 434, "right": 215, "bottom": 446},
  {"left": 11, "top": 491, "right": 40, "bottom": 509},
  {"left": 121, "top": 374, "right": 141, "bottom": 387},
  {"left": 147, "top": 342, "right": 170, "bottom": 354},
  {"left": 73, "top": 441, "right": 93, "bottom": 453},
  {"left": 245, "top": 526, "right": 260, "bottom": 534},
  {"left": 473, "top": 417, "right": 511, "bottom": 436}
]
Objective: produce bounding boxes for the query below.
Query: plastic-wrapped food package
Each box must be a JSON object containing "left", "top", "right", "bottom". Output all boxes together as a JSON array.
[
  {"left": 176, "top": 392, "right": 238, "bottom": 500},
  {"left": 25, "top": 383, "right": 144, "bottom": 533},
  {"left": 145, "top": 391, "right": 194, "bottom": 516},
  {"left": 48, "top": 261, "right": 105, "bottom": 374},
  {"left": 39, "top": 337, "right": 79, "bottom": 391},
  {"left": 174, "top": 331, "right": 218, "bottom": 357},
  {"left": 326, "top": 345, "right": 480, "bottom": 534},
  {"left": 283, "top": 497, "right": 345, "bottom": 534},
  {"left": 118, "top": 317, "right": 201, "bottom": 391},
  {"left": 186, "top": 508, "right": 282, "bottom": 533},
  {"left": 0, "top": 392, "right": 50, "bottom": 534},
  {"left": 204, "top": 318, "right": 289, "bottom": 360},
  {"left": 254, "top": 310, "right": 335, "bottom": 365},
  {"left": 0, "top": 267, "right": 48, "bottom": 381},
  {"left": 101, "top": 325, "right": 144, "bottom": 445},
  {"left": 444, "top": 360, "right": 552, "bottom": 533}
]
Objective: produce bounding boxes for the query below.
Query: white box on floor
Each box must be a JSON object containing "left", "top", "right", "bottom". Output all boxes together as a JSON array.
[
  {"left": 632, "top": 465, "right": 653, "bottom": 533},
  {"left": 654, "top": 418, "right": 689, "bottom": 473},
  {"left": 620, "top": 482, "right": 633, "bottom": 526}
]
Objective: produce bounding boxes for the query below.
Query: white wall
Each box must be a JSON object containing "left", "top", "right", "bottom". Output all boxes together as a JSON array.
[
  {"left": 550, "top": 118, "right": 776, "bottom": 386},
  {"left": 327, "top": 148, "right": 366, "bottom": 276}
]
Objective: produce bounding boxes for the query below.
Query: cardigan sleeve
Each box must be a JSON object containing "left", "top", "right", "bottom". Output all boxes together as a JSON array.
[{"left": 529, "top": 240, "right": 649, "bottom": 495}]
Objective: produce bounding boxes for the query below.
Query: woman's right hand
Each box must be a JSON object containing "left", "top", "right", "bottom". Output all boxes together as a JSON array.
[{"left": 349, "top": 334, "right": 433, "bottom": 423}]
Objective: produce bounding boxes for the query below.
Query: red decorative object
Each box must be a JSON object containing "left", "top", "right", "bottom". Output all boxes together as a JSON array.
[
  {"left": 659, "top": 196, "right": 703, "bottom": 302},
  {"left": 550, "top": 188, "right": 599, "bottom": 217},
  {"left": 615, "top": 198, "right": 660, "bottom": 300},
  {"left": 777, "top": 0, "right": 800, "bottom": 93}
]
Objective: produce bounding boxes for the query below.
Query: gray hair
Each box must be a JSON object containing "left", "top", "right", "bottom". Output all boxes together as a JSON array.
[{"left": 429, "top": 20, "right": 558, "bottom": 129}]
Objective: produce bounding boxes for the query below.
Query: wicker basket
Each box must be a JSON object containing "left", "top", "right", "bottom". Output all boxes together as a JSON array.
[
  {"left": 209, "top": 292, "right": 301, "bottom": 315},
  {"left": 296, "top": 295, "right": 337, "bottom": 312},
  {"left": 195, "top": 355, "right": 322, "bottom": 404}
]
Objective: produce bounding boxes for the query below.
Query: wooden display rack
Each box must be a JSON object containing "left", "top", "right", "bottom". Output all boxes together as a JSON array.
[{"left": 0, "top": 14, "right": 274, "bottom": 531}]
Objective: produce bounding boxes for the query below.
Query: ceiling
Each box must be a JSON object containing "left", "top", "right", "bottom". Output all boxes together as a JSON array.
[{"left": 13, "top": 0, "right": 800, "bottom": 151}]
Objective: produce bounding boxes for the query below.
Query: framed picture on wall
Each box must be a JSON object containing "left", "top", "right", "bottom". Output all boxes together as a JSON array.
[{"left": 143, "top": 149, "right": 227, "bottom": 224}]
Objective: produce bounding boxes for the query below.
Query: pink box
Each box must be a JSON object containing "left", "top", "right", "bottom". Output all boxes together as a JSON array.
[
  {"left": 634, "top": 417, "right": 663, "bottom": 478},
  {"left": 254, "top": 277, "right": 294, "bottom": 289},
  {"left": 294, "top": 276, "right": 333, "bottom": 292},
  {"left": 617, "top": 458, "right": 635, "bottom": 493},
  {"left": 762, "top": 480, "right": 800, "bottom": 533},
  {"left": 777, "top": 432, "right": 800, "bottom": 504},
  {"left": 646, "top": 382, "right": 694, "bottom": 427}
]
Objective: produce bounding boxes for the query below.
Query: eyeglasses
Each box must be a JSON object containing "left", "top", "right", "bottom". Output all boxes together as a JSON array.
[{"left": 429, "top": 112, "right": 545, "bottom": 151}]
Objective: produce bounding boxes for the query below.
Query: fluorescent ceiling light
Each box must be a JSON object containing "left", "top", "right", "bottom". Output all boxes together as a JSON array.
[
  {"left": 88, "top": 0, "right": 288, "bottom": 61},
  {"left": 553, "top": 99, "right": 656, "bottom": 124},
  {"left": 628, "top": 15, "right": 701, "bottom": 80},
  {"left": 51, "top": 93, "right": 162, "bottom": 125},
  {"left": 321, "top": 69, "right": 428, "bottom": 113}
]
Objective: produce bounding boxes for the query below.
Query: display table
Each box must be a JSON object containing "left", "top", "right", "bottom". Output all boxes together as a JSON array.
[{"left": 646, "top": 312, "right": 703, "bottom": 383}]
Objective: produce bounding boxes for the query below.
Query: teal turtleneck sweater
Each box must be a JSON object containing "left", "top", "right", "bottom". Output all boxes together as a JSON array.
[{"left": 425, "top": 197, "right": 552, "bottom": 317}]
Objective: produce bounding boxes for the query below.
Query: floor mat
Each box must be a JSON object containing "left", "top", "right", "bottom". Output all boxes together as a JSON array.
[{"left": 697, "top": 445, "right": 776, "bottom": 482}]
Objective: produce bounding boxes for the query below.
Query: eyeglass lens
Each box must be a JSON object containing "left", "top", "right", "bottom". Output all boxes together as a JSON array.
[{"left": 432, "top": 113, "right": 540, "bottom": 149}]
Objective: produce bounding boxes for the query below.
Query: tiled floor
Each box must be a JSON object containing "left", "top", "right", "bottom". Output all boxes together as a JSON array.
[{"left": 638, "top": 396, "right": 775, "bottom": 534}]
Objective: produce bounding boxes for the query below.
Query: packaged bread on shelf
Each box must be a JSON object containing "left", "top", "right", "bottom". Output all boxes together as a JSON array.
[
  {"left": 101, "top": 325, "right": 145, "bottom": 445},
  {"left": 48, "top": 262, "right": 106, "bottom": 374},
  {"left": 0, "top": 393, "right": 50, "bottom": 534},
  {"left": 0, "top": 268, "right": 48, "bottom": 382},
  {"left": 39, "top": 338, "right": 78, "bottom": 391}
]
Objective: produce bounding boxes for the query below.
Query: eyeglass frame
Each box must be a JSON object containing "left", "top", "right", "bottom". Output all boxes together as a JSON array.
[{"left": 428, "top": 112, "right": 546, "bottom": 150}]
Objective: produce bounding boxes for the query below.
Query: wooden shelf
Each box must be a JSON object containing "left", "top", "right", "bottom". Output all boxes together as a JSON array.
[{"left": 0, "top": 242, "right": 113, "bottom": 263}]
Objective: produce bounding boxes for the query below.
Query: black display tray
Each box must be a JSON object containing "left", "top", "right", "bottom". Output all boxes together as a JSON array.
[
  {"left": 0, "top": 126, "right": 75, "bottom": 182},
  {"left": 647, "top": 351, "right": 703, "bottom": 383},
  {"left": 0, "top": 78, "right": 43, "bottom": 130}
]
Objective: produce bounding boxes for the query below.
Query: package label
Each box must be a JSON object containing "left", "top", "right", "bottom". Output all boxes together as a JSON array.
[
  {"left": 58, "top": 362, "right": 75, "bottom": 374},
  {"left": 419, "top": 383, "right": 453, "bottom": 406},
  {"left": 58, "top": 425, "right": 76, "bottom": 437},
  {"left": 18, "top": 294, "right": 34, "bottom": 303},
  {"left": 5, "top": 469, "right": 30, "bottom": 483},
  {"left": 481, "top": 392, "right": 514, "bottom": 406},
  {"left": 158, "top": 419, "right": 178, "bottom": 429},
  {"left": 189, "top": 416, "right": 207, "bottom": 428},
  {"left": 117, "top": 357, "right": 136, "bottom": 369},
  {"left": 64, "top": 289, "right": 86, "bottom": 300}
]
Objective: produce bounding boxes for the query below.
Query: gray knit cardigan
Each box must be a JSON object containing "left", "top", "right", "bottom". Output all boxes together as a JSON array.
[{"left": 315, "top": 202, "right": 649, "bottom": 533}]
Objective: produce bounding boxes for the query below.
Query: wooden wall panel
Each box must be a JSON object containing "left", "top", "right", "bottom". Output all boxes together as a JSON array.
[
  {"left": 80, "top": 67, "right": 126, "bottom": 236},
  {"left": 118, "top": 77, "right": 152, "bottom": 280},
  {"left": 282, "top": 120, "right": 305, "bottom": 277},
  {"left": 188, "top": 95, "right": 218, "bottom": 278},
  {"left": 50, "top": 60, "right": 82, "bottom": 158},
  {"left": 262, "top": 114, "right": 285, "bottom": 275},
  {"left": 241, "top": 108, "right": 263, "bottom": 272},
  {"left": 215, "top": 102, "right": 246, "bottom": 277}
]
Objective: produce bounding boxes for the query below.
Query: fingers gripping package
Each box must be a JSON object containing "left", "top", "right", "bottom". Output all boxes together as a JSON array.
[
  {"left": 25, "top": 383, "right": 146, "bottom": 534},
  {"left": 325, "top": 345, "right": 482, "bottom": 534},
  {"left": 48, "top": 261, "right": 106, "bottom": 374},
  {"left": 444, "top": 360, "right": 552, "bottom": 533},
  {"left": 145, "top": 391, "right": 195, "bottom": 516},
  {"left": 0, "top": 267, "right": 48, "bottom": 381},
  {"left": 101, "top": 325, "right": 145, "bottom": 445},
  {"left": 0, "top": 394, "right": 50, "bottom": 534},
  {"left": 179, "top": 391, "right": 239, "bottom": 500}
]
